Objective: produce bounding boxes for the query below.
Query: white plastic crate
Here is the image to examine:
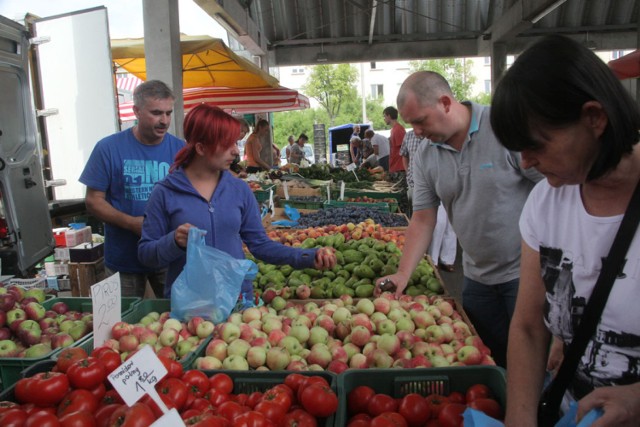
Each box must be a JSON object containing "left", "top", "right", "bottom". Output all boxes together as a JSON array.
[{"left": 8, "top": 277, "right": 47, "bottom": 290}]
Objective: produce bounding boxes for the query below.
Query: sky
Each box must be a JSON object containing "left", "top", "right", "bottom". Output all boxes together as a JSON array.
[{"left": 0, "top": 0, "right": 226, "bottom": 39}]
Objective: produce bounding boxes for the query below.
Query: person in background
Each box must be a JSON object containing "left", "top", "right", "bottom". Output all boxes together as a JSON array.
[
  {"left": 375, "top": 71, "right": 543, "bottom": 368},
  {"left": 364, "top": 129, "right": 390, "bottom": 171},
  {"left": 400, "top": 130, "right": 457, "bottom": 270},
  {"left": 285, "top": 135, "right": 295, "bottom": 163},
  {"left": 230, "top": 118, "right": 250, "bottom": 178},
  {"left": 245, "top": 119, "right": 271, "bottom": 173},
  {"left": 359, "top": 138, "right": 378, "bottom": 169},
  {"left": 138, "top": 105, "right": 337, "bottom": 301},
  {"left": 79, "top": 80, "right": 185, "bottom": 298},
  {"left": 491, "top": 35, "right": 640, "bottom": 426},
  {"left": 289, "top": 133, "right": 309, "bottom": 165},
  {"left": 384, "top": 106, "right": 407, "bottom": 179},
  {"left": 271, "top": 143, "right": 281, "bottom": 168},
  {"left": 350, "top": 136, "right": 363, "bottom": 166}
]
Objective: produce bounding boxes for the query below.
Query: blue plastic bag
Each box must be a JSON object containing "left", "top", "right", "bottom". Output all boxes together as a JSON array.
[
  {"left": 170, "top": 227, "right": 257, "bottom": 323},
  {"left": 555, "top": 402, "right": 603, "bottom": 427}
]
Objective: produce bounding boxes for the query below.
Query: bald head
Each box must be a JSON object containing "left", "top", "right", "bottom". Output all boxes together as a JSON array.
[{"left": 397, "top": 71, "right": 453, "bottom": 109}]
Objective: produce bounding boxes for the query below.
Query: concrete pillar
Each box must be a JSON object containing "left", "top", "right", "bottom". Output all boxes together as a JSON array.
[
  {"left": 142, "top": 0, "right": 184, "bottom": 138},
  {"left": 491, "top": 42, "right": 508, "bottom": 94}
]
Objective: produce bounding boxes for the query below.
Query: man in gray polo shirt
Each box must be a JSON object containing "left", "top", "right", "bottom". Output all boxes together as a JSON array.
[{"left": 375, "top": 71, "right": 542, "bottom": 367}]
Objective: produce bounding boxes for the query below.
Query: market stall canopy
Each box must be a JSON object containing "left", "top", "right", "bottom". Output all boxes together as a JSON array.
[
  {"left": 111, "top": 35, "right": 279, "bottom": 89},
  {"left": 118, "top": 86, "right": 310, "bottom": 121},
  {"left": 608, "top": 49, "right": 640, "bottom": 79}
]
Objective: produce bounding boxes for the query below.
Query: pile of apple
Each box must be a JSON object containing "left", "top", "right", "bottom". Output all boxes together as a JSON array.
[
  {"left": 266, "top": 221, "right": 406, "bottom": 249},
  {"left": 103, "top": 312, "right": 214, "bottom": 362},
  {"left": 193, "top": 293, "right": 494, "bottom": 372},
  {"left": 0, "top": 287, "right": 93, "bottom": 358}
]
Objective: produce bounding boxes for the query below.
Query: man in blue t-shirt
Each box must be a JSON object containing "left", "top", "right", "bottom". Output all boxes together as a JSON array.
[{"left": 79, "top": 80, "right": 185, "bottom": 298}]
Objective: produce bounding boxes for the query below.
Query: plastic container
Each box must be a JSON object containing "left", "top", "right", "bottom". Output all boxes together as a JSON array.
[
  {"left": 201, "top": 370, "right": 337, "bottom": 427},
  {"left": 342, "top": 189, "right": 402, "bottom": 212},
  {"left": 324, "top": 200, "right": 391, "bottom": 212},
  {"left": 7, "top": 277, "right": 47, "bottom": 290},
  {"left": 0, "top": 297, "right": 139, "bottom": 391},
  {"left": 335, "top": 366, "right": 506, "bottom": 426},
  {"left": 277, "top": 198, "right": 325, "bottom": 210},
  {"left": 254, "top": 184, "right": 275, "bottom": 203}
]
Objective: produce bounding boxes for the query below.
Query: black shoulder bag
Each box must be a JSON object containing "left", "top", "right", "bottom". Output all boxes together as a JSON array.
[{"left": 537, "top": 181, "right": 640, "bottom": 427}]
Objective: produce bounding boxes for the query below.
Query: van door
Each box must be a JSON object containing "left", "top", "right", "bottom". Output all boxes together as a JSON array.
[{"left": 0, "top": 15, "right": 54, "bottom": 274}]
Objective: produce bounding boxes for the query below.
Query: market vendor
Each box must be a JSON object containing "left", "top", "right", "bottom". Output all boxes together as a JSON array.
[
  {"left": 491, "top": 35, "right": 640, "bottom": 426},
  {"left": 138, "top": 104, "right": 336, "bottom": 302},
  {"left": 244, "top": 119, "right": 272, "bottom": 173}
]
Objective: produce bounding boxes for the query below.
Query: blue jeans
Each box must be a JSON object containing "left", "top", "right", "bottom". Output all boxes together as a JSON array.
[{"left": 462, "top": 277, "right": 519, "bottom": 368}]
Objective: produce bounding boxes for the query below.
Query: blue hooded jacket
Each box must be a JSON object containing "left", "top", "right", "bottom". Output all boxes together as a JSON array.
[{"left": 138, "top": 168, "right": 317, "bottom": 297}]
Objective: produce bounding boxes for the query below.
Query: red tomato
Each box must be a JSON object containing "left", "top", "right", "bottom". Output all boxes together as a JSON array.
[
  {"left": 281, "top": 408, "right": 317, "bottom": 427},
  {"left": 245, "top": 391, "right": 263, "bottom": 409},
  {"left": 296, "top": 376, "right": 329, "bottom": 404},
  {"left": 424, "top": 394, "right": 449, "bottom": 418},
  {"left": 0, "top": 408, "right": 28, "bottom": 426},
  {"left": 367, "top": 393, "right": 398, "bottom": 417},
  {"left": 424, "top": 420, "right": 442, "bottom": 427},
  {"left": 347, "top": 413, "right": 372, "bottom": 427},
  {"left": 183, "top": 370, "right": 211, "bottom": 398},
  {"left": 299, "top": 383, "right": 338, "bottom": 418},
  {"left": 398, "top": 393, "right": 431, "bottom": 427},
  {"left": 371, "top": 412, "right": 408, "bottom": 427},
  {"left": 57, "top": 389, "right": 99, "bottom": 418},
  {"left": 254, "top": 400, "right": 287, "bottom": 425},
  {"left": 56, "top": 347, "right": 89, "bottom": 373},
  {"left": 88, "top": 382, "right": 107, "bottom": 402},
  {"left": 67, "top": 357, "right": 107, "bottom": 390},
  {"left": 24, "top": 410, "right": 61, "bottom": 427},
  {"left": 468, "top": 398, "right": 503, "bottom": 420},
  {"left": 15, "top": 372, "right": 70, "bottom": 406},
  {"left": 437, "top": 403, "right": 466, "bottom": 427},
  {"left": 207, "top": 388, "right": 231, "bottom": 407},
  {"left": 20, "top": 404, "right": 56, "bottom": 417},
  {"left": 232, "top": 393, "right": 248, "bottom": 407},
  {"left": 231, "top": 410, "right": 273, "bottom": 427},
  {"left": 216, "top": 401, "right": 247, "bottom": 421},
  {"left": 185, "top": 414, "right": 230, "bottom": 427},
  {"left": 158, "top": 355, "right": 183, "bottom": 379},
  {"left": 208, "top": 373, "right": 233, "bottom": 395},
  {"left": 465, "top": 384, "right": 492, "bottom": 403},
  {"left": 262, "top": 386, "right": 293, "bottom": 412},
  {"left": 59, "top": 410, "right": 97, "bottom": 427},
  {"left": 283, "top": 373, "right": 307, "bottom": 394},
  {"left": 95, "top": 404, "right": 122, "bottom": 427},
  {"left": 100, "top": 389, "right": 124, "bottom": 406},
  {"left": 188, "top": 397, "right": 213, "bottom": 412},
  {"left": 347, "top": 385, "right": 376, "bottom": 415},
  {"left": 447, "top": 392, "right": 465, "bottom": 405},
  {"left": 157, "top": 377, "right": 189, "bottom": 411},
  {"left": 96, "top": 349, "right": 121, "bottom": 376},
  {"left": 108, "top": 402, "right": 156, "bottom": 427},
  {"left": 0, "top": 401, "right": 19, "bottom": 414}
]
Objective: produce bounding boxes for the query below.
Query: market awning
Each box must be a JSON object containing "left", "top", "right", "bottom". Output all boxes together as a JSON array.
[
  {"left": 608, "top": 50, "right": 640, "bottom": 79},
  {"left": 111, "top": 35, "right": 279, "bottom": 89},
  {"left": 118, "top": 86, "right": 310, "bottom": 121}
]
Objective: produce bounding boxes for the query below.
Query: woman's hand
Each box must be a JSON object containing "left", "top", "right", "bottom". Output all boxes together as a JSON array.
[
  {"left": 174, "top": 223, "right": 194, "bottom": 248},
  {"left": 314, "top": 247, "right": 337, "bottom": 270},
  {"left": 578, "top": 383, "right": 640, "bottom": 427},
  {"left": 374, "top": 272, "right": 410, "bottom": 298},
  {"left": 546, "top": 336, "right": 564, "bottom": 376}
]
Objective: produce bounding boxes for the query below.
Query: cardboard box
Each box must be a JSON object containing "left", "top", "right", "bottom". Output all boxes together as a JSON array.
[
  {"left": 69, "top": 258, "right": 105, "bottom": 297},
  {"left": 44, "top": 262, "right": 69, "bottom": 276},
  {"left": 69, "top": 242, "right": 104, "bottom": 263},
  {"left": 64, "top": 226, "right": 92, "bottom": 247},
  {"left": 54, "top": 247, "right": 70, "bottom": 261},
  {"left": 276, "top": 185, "right": 322, "bottom": 199}
]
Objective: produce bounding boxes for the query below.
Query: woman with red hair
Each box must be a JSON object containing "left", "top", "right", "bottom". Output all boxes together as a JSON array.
[{"left": 138, "top": 105, "right": 336, "bottom": 300}]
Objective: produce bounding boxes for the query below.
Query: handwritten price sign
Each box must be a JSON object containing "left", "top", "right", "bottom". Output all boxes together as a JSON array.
[
  {"left": 91, "top": 273, "right": 122, "bottom": 347},
  {"left": 108, "top": 345, "right": 166, "bottom": 406}
]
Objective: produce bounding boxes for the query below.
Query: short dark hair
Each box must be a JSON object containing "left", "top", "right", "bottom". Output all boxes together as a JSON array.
[
  {"left": 383, "top": 106, "right": 398, "bottom": 120},
  {"left": 364, "top": 129, "right": 375, "bottom": 139},
  {"left": 133, "top": 80, "right": 174, "bottom": 109},
  {"left": 491, "top": 34, "right": 640, "bottom": 181},
  {"left": 298, "top": 133, "right": 309, "bottom": 142}
]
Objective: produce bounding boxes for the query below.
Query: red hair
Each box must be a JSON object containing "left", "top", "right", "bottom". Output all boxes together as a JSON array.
[{"left": 171, "top": 104, "right": 241, "bottom": 171}]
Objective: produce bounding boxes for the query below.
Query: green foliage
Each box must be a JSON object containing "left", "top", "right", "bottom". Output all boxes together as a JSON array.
[
  {"left": 271, "top": 109, "right": 317, "bottom": 149},
  {"left": 302, "top": 64, "right": 359, "bottom": 126},
  {"left": 409, "top": 58, "right": 477, "bottom": 101},
  {"left": 469, "top": 91, "right": 492, "bottom": 105}
]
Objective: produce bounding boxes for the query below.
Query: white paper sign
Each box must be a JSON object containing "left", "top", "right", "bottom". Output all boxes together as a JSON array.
[
  {"left": 151, "top": 409, "right": 185, "bottom": 427},
  {"left": 283, "top": 180, "right": 289, "bottom": 200},
  {"left": 346, "top": 163, "right": 357, "bottom": 172},
  {"left": 340, "top": 181, "right": 345, "bottom": 200},
  {"left": 108, "top": 345, "right": 167, "bottom": 407},
  {"left": 91, "top": 273, "right": 122, "bottom": 348},
  {"left": 326, "top": 183, "right": 331, "bottom": 202}
]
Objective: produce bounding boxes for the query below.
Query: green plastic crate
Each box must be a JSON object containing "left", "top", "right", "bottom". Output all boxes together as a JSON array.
[
  {"left": 341, "top": 190, "right": 401, "bottom": 212},
  {"left": 254, "top": 184, "right": 275, "bottom": 203},
  {"left": 336, "top": 366, "right": 506, "bottom": 426},
  {"left": 0, "top": 297, "right": 139, "bottom": 391},
  {"left": 324, "top": 200, "right": 391, "bottom": 212},
  {"left": 201, "top": 370, "right": 337, "bottom": 427},
  {"left": 277, "top": 199, "right": 325, "bottom": 210}
]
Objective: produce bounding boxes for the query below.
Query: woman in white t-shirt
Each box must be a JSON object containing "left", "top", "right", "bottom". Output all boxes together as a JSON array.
[{"left": 491, "top": 35, "right": 640, "bottom": 426}]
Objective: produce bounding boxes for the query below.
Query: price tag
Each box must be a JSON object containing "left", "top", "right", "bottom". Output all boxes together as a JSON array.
[
  {"left": 91, "top": 273, "right": 122, "bottom": 348},
  {"left": 269, "top": 188, "right": 275, "bottom": 217},
  {"left": 283, "top": 180, "right": 289, "bottom": 200},
  {"left": 326, "top": 183, "right": 331, "bottom": 202},
  {"left": 346, "top": 163, "right": 357, "bottom": 171},
  {"left": 151, "top": 408, "right": 185, "bottom": 427},
  {"left": 340, "top": 181, "right": 345, "bottom": 201},
  {"left": 108, "top": 344, "right": 167, "bottom": 407}
]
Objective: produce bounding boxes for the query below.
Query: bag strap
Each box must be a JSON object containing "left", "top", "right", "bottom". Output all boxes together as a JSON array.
[{"left": 540, "top": 179, "right": 640, "bottom": 413}]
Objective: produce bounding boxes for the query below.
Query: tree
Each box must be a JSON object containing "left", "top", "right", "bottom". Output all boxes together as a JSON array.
[
  {"left": 409, "top": 58, "right": 477, "bottom": 101},
  {"left": 302, "top": 64, "right": 359, "bottom": 126}
]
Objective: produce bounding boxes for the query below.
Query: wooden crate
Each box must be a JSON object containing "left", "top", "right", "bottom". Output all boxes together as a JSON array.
[{"left": 68, "top": 258, "right": 106, "bottom": 296}]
